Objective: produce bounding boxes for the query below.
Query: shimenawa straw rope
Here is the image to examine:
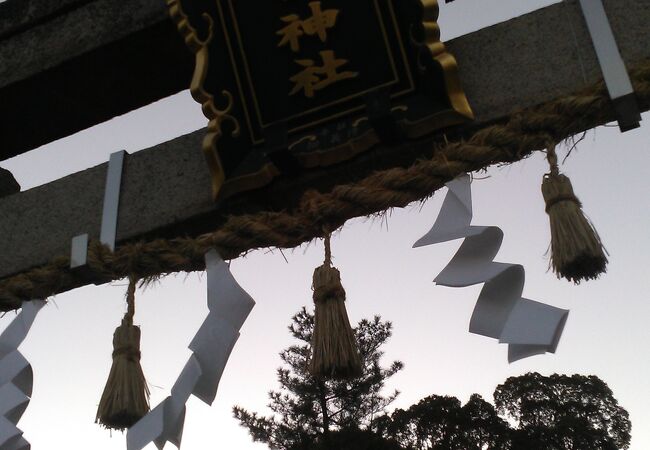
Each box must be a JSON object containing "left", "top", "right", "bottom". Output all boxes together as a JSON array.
[{"left": 0, "top": 60, "right": 648, "bottom": 309}]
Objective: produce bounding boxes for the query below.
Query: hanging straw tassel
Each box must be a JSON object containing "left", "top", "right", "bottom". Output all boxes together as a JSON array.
[
  {"left": 542, "top": 145, "right": 608, "bottom": 283},
  {"left": 308, "top": 233, "right": 362, "bottom": 379},
  {"left": 96, "top": 276, "right": 150, "bottom": 430}
]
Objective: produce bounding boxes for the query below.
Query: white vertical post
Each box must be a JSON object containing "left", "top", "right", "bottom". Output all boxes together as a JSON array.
[
  {"left": 99, "top": 150, "right": 127, "bottom": 251},
  {"left": 578, "top": 0, "right": 641, "bottom": 131}
]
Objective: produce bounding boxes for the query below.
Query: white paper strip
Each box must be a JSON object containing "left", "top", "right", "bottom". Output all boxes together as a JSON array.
[
  {"left": 414, "top": 175, "right": 569, "bottom": 362},
  {"left": 0, "top": 300, "right": 45, "bottom": 450},
  {"left": 127, "top": 250, "right": 255, "bottom": 449}
]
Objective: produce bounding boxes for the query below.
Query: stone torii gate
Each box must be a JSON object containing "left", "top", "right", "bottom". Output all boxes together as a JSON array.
[{"left": 0, "top": 0, "right": 648, "bottom": 305}]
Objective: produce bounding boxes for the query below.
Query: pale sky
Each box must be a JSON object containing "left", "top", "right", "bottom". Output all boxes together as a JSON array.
[{"left": 2, "top": 1, "right": 649, "bottom": 449}]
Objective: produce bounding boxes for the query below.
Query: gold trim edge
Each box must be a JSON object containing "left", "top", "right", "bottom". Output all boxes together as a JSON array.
[
  {"left": 421, "top": 0, "right": 474, "bottom": 120},
  {"left": 167, "top": 0, "right": 241, "bottom": 199}
]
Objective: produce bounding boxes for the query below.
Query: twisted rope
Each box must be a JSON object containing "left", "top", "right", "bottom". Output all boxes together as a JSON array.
[
  {"left": 1, "top": 60, "right": 648, "bottom": 310},
  {"left": 323, "top": 233, "right": 332, "bottom": 267},
  {"left": 124, "top": 275, "right": 137, "bottom": 327},
  {"left": 546, "top": 145, "right": 561, "bottom": 177}
]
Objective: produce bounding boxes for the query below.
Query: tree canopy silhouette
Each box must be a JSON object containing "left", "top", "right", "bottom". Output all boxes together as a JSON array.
[
  {"left": 381, "top": 373, "right": 631, "bottom": 450},
  {"left": 386, "top": 394, "right": 511, "bottom": 449},
  {"left": 234, "top": 309, "right": 631, "bottom": 450},
  {"left": 494, "top": 372, "right": 631, "bottom": 450}
]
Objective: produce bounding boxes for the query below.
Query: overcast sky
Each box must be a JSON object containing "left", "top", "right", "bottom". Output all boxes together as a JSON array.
[{"left": 2, "top": 1, "right": 649, "bottom": 449}]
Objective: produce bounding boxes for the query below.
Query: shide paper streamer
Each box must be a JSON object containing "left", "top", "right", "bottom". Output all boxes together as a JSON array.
[
  {"left": 127, "top": 250, "right": 255, "bottom": 449},
  {"left": 0, "top": 300, "right": 44, "bottom": 450},
  {"left": 414, "top": 175, "right": 569, "bottom": 362}
]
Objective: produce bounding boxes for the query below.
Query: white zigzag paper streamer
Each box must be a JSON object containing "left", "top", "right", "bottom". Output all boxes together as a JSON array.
[
  {"left": 0, "top": 300, "right": 45, "bottom": 450},
  {"left": 414, "top": 175, "right": 569, "bottom": 362},
  {"left": 127, "top": 250, "right": 254, "bottom": 449}
]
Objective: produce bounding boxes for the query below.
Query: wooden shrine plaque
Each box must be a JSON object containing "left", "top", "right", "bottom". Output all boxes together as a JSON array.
[{"left": 168, "top": 0, "right": 473, "bottom": 198}]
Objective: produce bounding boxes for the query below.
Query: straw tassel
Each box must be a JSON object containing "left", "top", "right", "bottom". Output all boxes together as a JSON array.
[
  {"left": 96, "top": 276, "right": 150, "bottom": 430},
  {"left": 542, "top": 146, "right": 608, "bottom": 283},
  {"left": 308, "top": 233, "right": 362, "bottom": 379}
]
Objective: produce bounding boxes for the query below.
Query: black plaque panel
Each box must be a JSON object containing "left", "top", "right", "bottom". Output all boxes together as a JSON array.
[{"left": 168, "top": 0, "right": 473, "bottom": 198}]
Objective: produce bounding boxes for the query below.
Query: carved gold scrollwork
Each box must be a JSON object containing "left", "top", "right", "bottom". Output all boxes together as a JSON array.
[
  {"left": 167, "top": 0, "right": 241, "bottom": 198},
  {"left": 419, "top": 0, "right": 473, "bottom": 120}
]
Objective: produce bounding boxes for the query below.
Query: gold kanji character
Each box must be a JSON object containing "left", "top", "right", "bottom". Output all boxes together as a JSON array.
[
  {"left": 289, "top": 50, "right": 358, "bottom": 98},
  {"left": 276, "top": 14, "right": 304, "bottom": 52},
  {"left": 302, "top": 2, "right": 338, "bottom": 42},
  {"left": 277, "top": 2, "right": 339, "bottom": 52}
]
